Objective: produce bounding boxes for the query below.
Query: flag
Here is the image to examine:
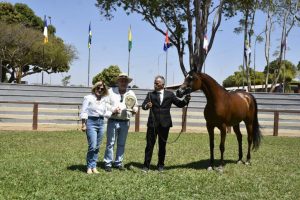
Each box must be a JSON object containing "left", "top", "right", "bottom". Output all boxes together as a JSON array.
[
  {"left": 43, "top": 15, "right": 48, "bottom": 44},
  {"left": 245, "top": 40, "right": 251, "bottom": 55},
  {"left": 163, "top": 30, "right": 171, "bottom": 51},
  {"left": 128, "top": 26, "right": 132, "bottom": 52},
  {"left": 203, "top": 33, "right": 209, "bottom": 53},
  {"left": 88, "top": 22, "right": 92, "bottom": 49}
]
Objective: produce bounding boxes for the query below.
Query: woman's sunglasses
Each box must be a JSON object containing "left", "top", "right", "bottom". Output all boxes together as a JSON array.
[{"left": 97, "top": 86, "right": 104, "bottom": 90}]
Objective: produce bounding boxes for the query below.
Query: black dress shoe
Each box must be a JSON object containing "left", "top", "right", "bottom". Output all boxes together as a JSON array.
[
  {"left": 157, "top": 166, "right": 164, "bottom": 172},
  {"left": 141, "top": 166, "right": 149, "bottom": 173},
  {"left": 104, "top": 166, "right": 112, "bottom": 172}
]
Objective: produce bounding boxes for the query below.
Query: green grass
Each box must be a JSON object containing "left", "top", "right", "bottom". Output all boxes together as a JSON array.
[{"left": 0, "top": 131, "right": 299, "bottom": 200}]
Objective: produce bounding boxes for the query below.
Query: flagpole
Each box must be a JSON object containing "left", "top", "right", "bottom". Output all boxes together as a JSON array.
[
  {"left": 42, "top": 45, "right": 44, "bottom": 85},
  {"left": 88, "top": 47, "right": 91, "bottom": 87},
  {"left": 165, "top": 50, "right": 168, "bottom": 86},
  {"left": 128, "top": 50, "right": 131, "bottom": 77}
]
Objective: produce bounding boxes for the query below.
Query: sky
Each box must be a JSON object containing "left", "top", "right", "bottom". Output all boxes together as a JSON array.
[{"left": 5, "top": 0, "right": 300, "bottom": 89}]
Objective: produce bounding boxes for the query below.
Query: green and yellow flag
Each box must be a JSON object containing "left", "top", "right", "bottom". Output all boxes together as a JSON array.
[{"left": 128, "top": 26, "right": 132, "bottom": 52}]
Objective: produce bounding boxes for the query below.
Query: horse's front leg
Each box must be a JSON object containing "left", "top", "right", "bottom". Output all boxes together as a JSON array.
[{"left": 207, "top": 123, "right": 215, "bottom": 170}]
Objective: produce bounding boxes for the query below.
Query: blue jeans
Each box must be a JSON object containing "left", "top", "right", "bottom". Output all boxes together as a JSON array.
[
  {"left": 104, "top": 119, "right": 130, "bottom": 167},
  {"left": 86, "top": 117, "right": 105, "bottom": 169}
]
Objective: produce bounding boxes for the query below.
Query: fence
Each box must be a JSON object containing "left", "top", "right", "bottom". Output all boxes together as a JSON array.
[{"left": 1, "top": 83, "right": 300, "bottom": 136}]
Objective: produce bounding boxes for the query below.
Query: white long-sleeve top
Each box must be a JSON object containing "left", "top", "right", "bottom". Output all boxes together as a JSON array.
[
  {"left": 80, "top": 94, "right": 113, "bottom": 119},
  {"left": 108, "top": 87, "right": 138, "bottom": 120}
]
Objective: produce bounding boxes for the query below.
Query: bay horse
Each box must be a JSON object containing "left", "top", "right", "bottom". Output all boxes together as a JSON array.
[{"left": 176, "top": 71, "right": 261, "bottom": 170}]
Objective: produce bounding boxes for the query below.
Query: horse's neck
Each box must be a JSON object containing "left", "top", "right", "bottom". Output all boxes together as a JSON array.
[{"left": 200, "top": 74, "right": 226, "bottom": 104}]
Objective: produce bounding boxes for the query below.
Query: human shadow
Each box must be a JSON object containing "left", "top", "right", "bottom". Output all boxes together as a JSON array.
[
  {"left": 125, "top": 162, "right": 156, "bottom": 170},
  {"left": 125, "top": 159, "right": 237, "bottom": 171},
  {"left": 67, "top": 164, "right": 86, "bottom": 172},
  {"left": 67, "top": 161, "right": 106, "bottom": 172}
]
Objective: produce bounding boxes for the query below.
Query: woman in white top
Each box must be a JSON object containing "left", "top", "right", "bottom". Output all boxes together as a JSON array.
[{"left": 80, "top": 81, "right": 112, "bottom": 174}]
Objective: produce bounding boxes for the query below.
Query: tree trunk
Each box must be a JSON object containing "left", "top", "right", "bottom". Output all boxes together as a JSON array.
[
  {"left": 264, "top": 6, "right": 272, "bottom": 92},
  {"left": 247, "top": 5, "right": 257, "bottom": 92},
  {"left": 269, "top": 10, "right": 288, "bottom": 92},
  {"left": 243, "top": 9, "right": 250, "bottom": 91}
]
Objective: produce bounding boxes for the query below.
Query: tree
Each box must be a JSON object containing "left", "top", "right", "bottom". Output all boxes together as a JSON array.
[
  {"left": 61, "top": 75, "right": 71, "bottom": 86},
  {"left": 0, "top": 22, "right": 77, "bottom": 83},
  {"left": 95, "top": 0, "right": 226, "bottom": 76},
  {"left": 268, "top": 0, "right": 299, "bottom": 92},
  {"left": 261, "top": 0, "right": 275, "bottom": 92},
  {"left": 263, "top": 60, "right": 297, "bottom": 90},
  {"left": 92, "top": 65, "right": 121, "bottom": 86},
  {"left": 223, "top": 67, "right": 265, "bottom": 88},
  {"left": 230, "top": 0, "right": 260, "bottom": 91}
]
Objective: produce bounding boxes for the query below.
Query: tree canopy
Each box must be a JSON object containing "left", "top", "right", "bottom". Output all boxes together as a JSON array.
[
  {"left": 95, "top": 0, "right": 226, "bottom": 76},
  {"left": 263, "top": 60, "right": 297, "bottom": 83},
  {"left": 0, "top": 2, "right": 55, "bottom": 34},
  {"left": 0, "top": 2, "right": 76, "bottom": 83},
  {"left": 92, "top": 65, "right": 121, "bottom": 86},
  {"left": 223, "top": 67, "right": 265, "bottom": 88}
]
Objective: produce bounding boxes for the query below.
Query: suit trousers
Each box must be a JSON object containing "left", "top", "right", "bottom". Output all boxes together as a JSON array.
[{"left": 144, "top": 125, "right": 170, "bottom": 168}]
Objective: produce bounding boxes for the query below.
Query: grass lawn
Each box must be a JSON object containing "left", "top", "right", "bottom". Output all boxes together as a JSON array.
[{"left": 0, "top": 130, "right": 299, "bottom": 200}]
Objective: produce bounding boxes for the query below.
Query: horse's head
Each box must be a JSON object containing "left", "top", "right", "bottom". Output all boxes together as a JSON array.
[{"left": 176, "top": 71, "right": 201, "bottom": 98}]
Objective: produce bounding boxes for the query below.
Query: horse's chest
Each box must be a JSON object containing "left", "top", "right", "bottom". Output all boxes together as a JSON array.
[{"left": 204, "top": 105, "right": 226, "bottom": 122}]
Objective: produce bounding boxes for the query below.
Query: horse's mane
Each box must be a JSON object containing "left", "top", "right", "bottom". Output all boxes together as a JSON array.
[{"left": 197, "top": 72, "right": 227, "bottom": 93}]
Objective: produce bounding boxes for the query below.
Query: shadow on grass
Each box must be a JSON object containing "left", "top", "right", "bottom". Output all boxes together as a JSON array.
[
  {"left": 67, "top": 161, "right": 106, "bottom": 172},
  {"left": 125, "top": 162, "right": 157, "bottom": 170},
  {"left": 126, "top": 159, "right": 237, "bottom": 171},
  {"left": 166, "top": 159, "right": 237, "bottom": 170}
]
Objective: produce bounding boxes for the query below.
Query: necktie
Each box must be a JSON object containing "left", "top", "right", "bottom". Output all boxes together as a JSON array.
[{"left": 157, "top": 91, "right": 161, "bottom": 105}]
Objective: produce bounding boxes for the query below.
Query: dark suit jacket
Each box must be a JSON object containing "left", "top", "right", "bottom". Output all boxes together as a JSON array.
[{"left": 142, "top": 90, "right": 188, "bottom": 128}]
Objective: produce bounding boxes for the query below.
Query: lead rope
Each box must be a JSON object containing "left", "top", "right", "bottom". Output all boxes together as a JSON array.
[{"left": 148, "top": 92, "right": 189, "bottom": 144}]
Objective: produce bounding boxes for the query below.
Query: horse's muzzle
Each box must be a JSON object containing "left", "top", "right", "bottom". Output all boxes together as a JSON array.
[
  {"left": 176, "top": 87, "right": 192, "bottom": 98},
  {"left": 176, "top": 88, "right": 185, "bottom": 98}
]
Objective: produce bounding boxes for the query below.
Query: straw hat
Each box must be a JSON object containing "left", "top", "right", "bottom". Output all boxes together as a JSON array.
[{"left": 117, "top": 73, "right": 133, "bottom": 83}]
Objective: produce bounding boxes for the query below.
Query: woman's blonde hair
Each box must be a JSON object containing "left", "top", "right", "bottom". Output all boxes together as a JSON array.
[{"left": 91, "top": 81, "right": 108, "bottom": 96}]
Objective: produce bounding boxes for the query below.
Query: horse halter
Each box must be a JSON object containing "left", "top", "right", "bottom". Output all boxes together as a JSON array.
[{"left": 184, "top": 73, "right": 194, "bottom": 94}]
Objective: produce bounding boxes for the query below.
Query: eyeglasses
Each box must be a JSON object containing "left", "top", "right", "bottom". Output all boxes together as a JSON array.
[{"left": 97, "top": 86, "right": 104, "bottom": 90}]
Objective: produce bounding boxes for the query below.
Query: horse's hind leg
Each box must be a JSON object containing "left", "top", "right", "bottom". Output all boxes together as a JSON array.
[
  {"left": 245, "top": 122, "right": 253, "bottom": 165},
  {"left": 207, "top": 123, "right": 215, "bottom": 170},
  {"left": 233, "top": 124, "right": 243, "bottom": 164}
]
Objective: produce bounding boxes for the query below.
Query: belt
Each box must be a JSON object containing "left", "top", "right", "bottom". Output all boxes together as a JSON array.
[
  {"left": 88, "top": 116, "right": 104, "bottom": 120},
  {"left": 109, "top": 118, "right": 129, "bottom": 122}
]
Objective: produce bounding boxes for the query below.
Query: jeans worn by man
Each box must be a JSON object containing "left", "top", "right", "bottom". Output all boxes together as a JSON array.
[{"left": 103, "top": 73, "right": 138, "bottom": 172}]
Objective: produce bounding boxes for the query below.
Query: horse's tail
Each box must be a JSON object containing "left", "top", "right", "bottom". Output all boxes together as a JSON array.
[{"left": 250, "top": 94, "right": 262, "bottom": 150}]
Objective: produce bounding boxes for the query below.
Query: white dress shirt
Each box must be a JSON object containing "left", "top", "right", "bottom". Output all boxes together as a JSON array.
[
  {"left": 80, "top": 94, "right": 112, "bottom": 119},
  {"left": 108, "top": 87, "right": 138, "bottom": 120},
  {"left": 157, "top": 89, "right": 164, "bottom": 105}
]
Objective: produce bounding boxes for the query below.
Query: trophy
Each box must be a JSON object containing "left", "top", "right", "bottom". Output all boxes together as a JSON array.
[{"left": 125, "top": 94, "right": 136, "bottom": 112}]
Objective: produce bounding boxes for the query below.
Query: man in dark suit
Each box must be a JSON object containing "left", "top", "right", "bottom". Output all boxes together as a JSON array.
[{"left": 141, "top": 75, "right": 190, "bottom": 172}]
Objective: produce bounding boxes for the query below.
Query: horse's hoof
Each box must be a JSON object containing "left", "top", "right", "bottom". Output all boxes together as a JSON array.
[
  {"left": 245, "top": 161, "right": 251, "bottom": 166},
  {"left": 237, "top": 160, "right": 244, "bottom": 165},
  {"left": 207, "top": 166, "right": 213, "bottom": 171}
]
